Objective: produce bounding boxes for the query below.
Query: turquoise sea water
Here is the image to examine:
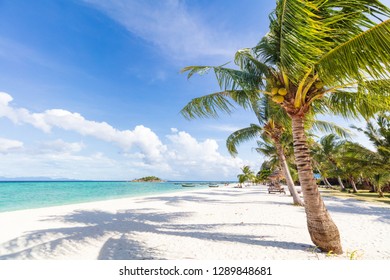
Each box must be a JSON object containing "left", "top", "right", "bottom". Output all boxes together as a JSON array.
[{"left": 0, "top": 181, "right": 213, "bottom": 213}]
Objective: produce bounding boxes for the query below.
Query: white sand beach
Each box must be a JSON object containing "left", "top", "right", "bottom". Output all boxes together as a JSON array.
[{"left": 0, "top": 185, "right": 389, "bottom": 260}]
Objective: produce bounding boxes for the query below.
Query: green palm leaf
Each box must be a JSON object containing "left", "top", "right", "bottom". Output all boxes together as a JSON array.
[
  {"left": 253, "top": 33, "right": 279, "bottom": 65},
  {"left": 255, "top": 141, "right": 279, "bottom": 167},
  {"left": 180, "top": 90, "right": 257, "bottom": 119},
  {"left": 271, "top": 0, "right": 390, "bottom": 83},
  {"left": 358, "top": 79, "right": 390, "bottom": 97},
  {"left": 317, "top": 19, "right": 390, "bottom": 85},
  {"left": 234, "top": 48, "right": 270, "bottom": 80},
  {"left": 226, "top": 124, "right": 263, "bottom": 156},
  {"left": 181, "top": 65, "right": 262, "bottom": 91},
  {"left": 310, "top": 120, "right": 352, "bottom": 139},
  {"left": 323, "top": 89, "right": 390, "bottom": 119},
  {"left": 273, "top": 0, "right": 333, "bottom": 81}
]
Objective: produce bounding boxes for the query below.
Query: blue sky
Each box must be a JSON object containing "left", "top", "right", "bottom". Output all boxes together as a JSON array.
[{"left": 0, "top": 0, "right": 386, "bottom": 180}]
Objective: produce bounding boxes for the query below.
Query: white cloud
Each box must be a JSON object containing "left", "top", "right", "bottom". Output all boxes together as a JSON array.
[
  {"left": 0, "top": 92, "right": 52, "bottom": 131},
  {"left": 82, "top": 0, "right": 244, "bottom": 60},
  {"left": 40, "top": 139, "right": 85, "bottom": 154},
  {"left": 0, "top": 92, "right": 166, "bottom": 163},
  {"left": 0, "top": 92, "right": 251, "bottom": 180},
  {"left": 0, "top": 137, "right": 23, "bottom": 154},
  {"left": 164, "top": 130, "right": 246, "bottom": 179}
]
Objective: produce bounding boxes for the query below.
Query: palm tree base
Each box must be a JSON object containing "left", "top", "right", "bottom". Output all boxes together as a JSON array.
[{"left": 306, "top": 213, "right": 343, "bottom": 254}]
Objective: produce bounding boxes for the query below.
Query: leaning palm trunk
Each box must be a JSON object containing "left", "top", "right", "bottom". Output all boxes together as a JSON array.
[
  {"left": 315, "top": 166, "right": 333, "bottom": 189},
  {"left": 291, "top": 115, "right": 342, "bottom": 254},
  {"left": 275, "top": 143, "right": 304, "bottom": 206},
  {"left": 337, "top": 176, "right": 346, "bottom": 191},
  {"left": 350, "top": 178, "right": 358, "bottom": 193},
  {"left": 323, "top": 177, "right": 333, "bottom": 189}
]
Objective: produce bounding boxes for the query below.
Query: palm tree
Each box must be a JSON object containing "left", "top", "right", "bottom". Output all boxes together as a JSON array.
[
  {"left": 254, "top": 1, "right": 389, "bottom": 253},
  {"left": 256, "top": 137, "right": 299, "bottom": 179},
  {"left": 352, "top": 114, "right": 390, "bottom": 196},
  {"left": 226, "top": 96, "right": 304, "bottom": 205},
  {"left": 257, "top": 160, "right": 273, "bottom": 183},
  {"left": 332, "top": 141, "right": 365, "bottom": 193},
  {"left": 311, "top": 134, "right": 347, "bottom": 191},
  {"left": 237, "top": 165, "right": 255, "bottom": 186},
  {"left": 227, "top": 96, "right": 349, "bottom": 205},
  {"left": 182, "top": 1, "right": 390, "bottom": 254},
  {"left": 237, "top": 174, "right": 246, "bottom": 186}
]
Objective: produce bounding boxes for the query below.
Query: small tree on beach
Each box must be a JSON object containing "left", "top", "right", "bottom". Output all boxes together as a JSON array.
[
  {"left": 237, "top": 165, "right": 255, "bottom": 186},
  {"left": 181, "top": 1, "right": 390, "bottom": 254}
]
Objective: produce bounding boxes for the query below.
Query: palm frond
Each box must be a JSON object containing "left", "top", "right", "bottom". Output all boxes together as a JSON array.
[
  {"left": 180, "top": 91, "right": 237, "bottom": 120},
  {"left": 318, "top": 134, "right": 345, "bottom": 157},
  {"left": 358, "top": 79, "right": 390, "bottom": 97},
  {"left": 226, "top": 124, "right": 263, "bottom": 156},
  {"left": 180, "top": 89, "right": 260, "bottom": 120},
  {"left": 322, "top": 89, "right": 390, "bottom": 119},
  {"left": 253, "top": 33, "right": 279, "bottom": 65},
  {"left": 260, "top": 95, "right": 291, "bottom": 127},
  {"left": 267, "top": 0, "right": 390, "bottom": 83},
  {"left": 317, "top": 19, "right": 390, "bottom": 85},
  {"left": 255, "top": 140, "right": 280, "bottom": 168},
  {"left": 234, "top": 48, "right": 270, "bottom": 80},
  {"left": 311, "top": 120, "right": 352, "bottom": 139},
  {"left": 321, "top": 1, "right": 390, "bottom": 44},
  {"left": 181, "top": 65, "right": 261, "bottom": 91},
  {"left": 273, "top": 0, "right": 334, "bottom": 81}
]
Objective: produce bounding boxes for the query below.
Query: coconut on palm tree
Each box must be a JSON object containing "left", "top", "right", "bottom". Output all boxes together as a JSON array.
[{"left": 181, "top": 1, "right": 390, "bottom": 254}]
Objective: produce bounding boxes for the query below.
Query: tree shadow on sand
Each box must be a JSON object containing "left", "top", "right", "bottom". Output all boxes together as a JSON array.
[
  {"left": 0, "top": 208, "right": 310, "bottom": 260},
  {"left": 139, "top": 189, "right": 279, "bottom": 207},
  {"left": 322, "top": 196, "right": 390, "bottom": 224}
]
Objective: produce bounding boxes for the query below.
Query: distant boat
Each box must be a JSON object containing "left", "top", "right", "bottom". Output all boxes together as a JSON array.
[
  {"left": 209, "top": 184, "right": 219, "bottom": 188},
  {"left": 181, "top": 184, "right": 195, "bottom": 187}
]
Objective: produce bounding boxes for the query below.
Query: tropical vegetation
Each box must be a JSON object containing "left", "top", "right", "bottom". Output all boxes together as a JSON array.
[
  {"left": 313, "top": 114, "right": 390, "bottom": 197},
  {"left": 226, "top": 95, "right": 304, "bottom": 205},
  {"left": 132, "top": 176, "right": 164, "bottom": 182},
  {"left": 181, "top": 0, "right": 390, "bottom": 254},
  {"left": 237, "top": 165, "right": 256, "bottom": 186}
]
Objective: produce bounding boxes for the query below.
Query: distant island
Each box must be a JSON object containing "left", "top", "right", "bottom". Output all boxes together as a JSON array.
[{"left": 131, "top": 176, "right": 164, "bottom": 182}]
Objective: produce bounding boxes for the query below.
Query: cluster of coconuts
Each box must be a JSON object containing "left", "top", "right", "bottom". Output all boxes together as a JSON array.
[{"left": 271, "top": 87, "right": 287, "bottom": 103}]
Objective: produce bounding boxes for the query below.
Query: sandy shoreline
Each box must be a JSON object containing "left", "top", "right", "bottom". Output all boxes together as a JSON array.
[{"left": 1, "top": 185, "right": 389, "bottom": 260}]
